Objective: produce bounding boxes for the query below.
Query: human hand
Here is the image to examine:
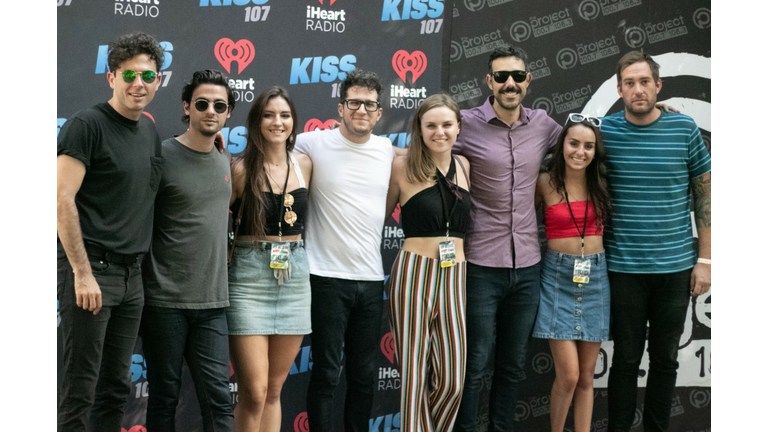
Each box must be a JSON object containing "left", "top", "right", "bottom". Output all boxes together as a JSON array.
[
  {"left": 689, "top": 262, "right": 711, "bottom": 296},
  {"left": 656, "top": 103, "right": 680, "bottom": 113},
  {"left": 75, "top": 271, "right": 103, "bottom": 314},
  {"left": 214, "top": 131, "right": 226, "bottom": 153}
]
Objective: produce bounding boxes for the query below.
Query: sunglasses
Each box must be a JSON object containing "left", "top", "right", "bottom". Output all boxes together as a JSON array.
[
  {"left": 194, "top": 99, "right": 229, "bottom": 114},
  {"left": 491, "top": 70, "right": 527, "bottom": 84},
  {"left": 565, "top": 113, "right": 601, "bottom": 128},
  {"left": 119, "top": 70, "right": 158, "bottom": 84}
]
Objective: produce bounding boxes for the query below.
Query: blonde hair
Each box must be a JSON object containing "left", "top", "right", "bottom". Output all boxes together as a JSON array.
[{"left": 405, "top": 94, "right": 462, "bottom": 184}]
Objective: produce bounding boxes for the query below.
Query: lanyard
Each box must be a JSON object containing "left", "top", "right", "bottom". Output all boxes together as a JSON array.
[
  {"left": 435, "top": 158, "right": 460, "bottom": 242},
  {"left": 265, "top": 151, "right": 291, "bottom": 241},
  {"left": 564, "top": 190, "right": 588, "bottom": 258}
]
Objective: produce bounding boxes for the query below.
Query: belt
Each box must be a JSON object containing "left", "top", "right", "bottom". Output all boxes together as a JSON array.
[
  {"left": 85, "top": 243, "right": 141, "bottom": 266},
  {"left": 234, "top": 239, "right": 304, "bottom": 250}
]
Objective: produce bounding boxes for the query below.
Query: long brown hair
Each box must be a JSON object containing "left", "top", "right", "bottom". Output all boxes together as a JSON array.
[
  {"left": 547, "top": 120, "right": 611, "bottom": 228},
  {"left": 405, "top": 94, "right": 462, "bottom": 184},
  {"left": 235, "top": 86, "right": 298, "bottom": 238}
]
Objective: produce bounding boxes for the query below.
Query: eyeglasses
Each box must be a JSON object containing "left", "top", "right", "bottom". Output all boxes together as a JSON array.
[
  {"left": 491, "top": 70, "right": 527, "bottom": 84},
  {"left": 194, "top": 99, "right": 229, "bottom": 114},
  {"left": 341, "top": 99, "right": 380, "bottom": 112},
  {"left": 565, "top": 113, "right": 601, "bottom": 128},
  {"left": 118, "top": 70, "right": 158, "bottom": 84}
]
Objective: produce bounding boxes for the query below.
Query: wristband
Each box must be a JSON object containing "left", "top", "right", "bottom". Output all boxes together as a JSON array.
[{"left": 697, "top": 258, "right": 711, "bottom": 265}]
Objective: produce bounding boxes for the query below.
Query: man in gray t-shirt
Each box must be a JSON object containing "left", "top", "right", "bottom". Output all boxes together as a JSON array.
[{"left": 140, "top": 70, "right": 235, "bottom": 431}]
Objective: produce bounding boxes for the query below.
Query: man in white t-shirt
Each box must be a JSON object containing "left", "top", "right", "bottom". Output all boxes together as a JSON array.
[{"left": 294, "top": 69, "right": 394, "bottom": 432}]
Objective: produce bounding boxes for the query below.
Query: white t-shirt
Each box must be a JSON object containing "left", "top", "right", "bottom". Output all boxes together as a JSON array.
[{"left": 294, "top": 128, "right": 394, "bottom": 280}]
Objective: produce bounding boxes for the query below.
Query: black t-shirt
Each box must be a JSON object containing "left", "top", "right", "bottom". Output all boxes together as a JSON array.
[{"left": 57, "top": 102, "right": 163, "bottom": 254}]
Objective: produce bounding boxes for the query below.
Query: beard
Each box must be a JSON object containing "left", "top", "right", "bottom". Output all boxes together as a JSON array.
[{"left": 494, "top": 87, "right": 524, "bottom": 111}]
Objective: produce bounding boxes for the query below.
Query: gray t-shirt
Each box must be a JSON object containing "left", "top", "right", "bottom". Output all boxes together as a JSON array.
[{"left": 142, "top": 138, "right": 232, "bottom": 309}]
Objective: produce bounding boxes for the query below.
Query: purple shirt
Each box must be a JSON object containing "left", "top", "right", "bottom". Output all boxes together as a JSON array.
[{"left": 453, "top": 97, "right": 561, "bottom": 268}]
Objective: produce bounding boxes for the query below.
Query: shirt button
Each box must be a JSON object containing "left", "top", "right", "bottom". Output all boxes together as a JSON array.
[
  {"left": 575, "top": 326, "right": 581, "bottom": 331},
  {"left": 576, "top": 297, "right": 582, "bottom": 302},
  {"left": 576, "top": 310, "right": 582, "bottom": 315},
  {"left": 578, "top": 283, "right": 583, "bottom": 288}
]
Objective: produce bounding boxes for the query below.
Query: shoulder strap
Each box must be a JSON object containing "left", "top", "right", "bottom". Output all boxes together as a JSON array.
[
  {"left": 454, "top": 156, "right": 470, "bottom": 189},
  {"left": 289, "top": 152, "right": 306, "bottom": 188}
]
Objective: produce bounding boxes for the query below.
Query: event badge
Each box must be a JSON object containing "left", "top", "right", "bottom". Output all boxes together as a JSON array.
[
  {"left": 573, "top": 258, "right": 591, "bottom": 284},
  {"left": 270, "top": 242, "right": 290, "bottom": 269},
  {"left": 439, "top": 240, "right": 457, "bottom": 268}
]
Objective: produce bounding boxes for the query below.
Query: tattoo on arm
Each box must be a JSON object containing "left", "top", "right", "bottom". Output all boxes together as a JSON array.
[{"left": 691, "top": 174, "right": 711, "bottom": 228}]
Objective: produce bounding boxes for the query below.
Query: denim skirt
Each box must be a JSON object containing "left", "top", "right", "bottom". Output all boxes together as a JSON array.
[
  {"left": 533, "top": 249, "right": 610, "bottom": 342},
  {"left": 226, "top": 240, "right": 311, "bottom": 335}
]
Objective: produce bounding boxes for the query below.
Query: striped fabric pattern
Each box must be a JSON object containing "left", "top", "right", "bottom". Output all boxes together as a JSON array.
[
  {"left": 600, "top": 110, "right": 711, "bottom": 274},
  {"left": 388, "top": 250, "right": 467, "bottom": 432}
]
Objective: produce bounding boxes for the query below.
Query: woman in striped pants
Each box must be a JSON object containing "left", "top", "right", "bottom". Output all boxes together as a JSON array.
[{"left": 385, "top": 94, "right": 472, "bottom": 431}]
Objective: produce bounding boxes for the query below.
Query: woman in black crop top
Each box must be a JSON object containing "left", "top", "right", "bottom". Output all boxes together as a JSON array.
[
  {"left": 226, "top": 87, "right": 313, "bottom": 432},
  {"left": 384, "top": 94, "right": 471, "bottom": 432}
]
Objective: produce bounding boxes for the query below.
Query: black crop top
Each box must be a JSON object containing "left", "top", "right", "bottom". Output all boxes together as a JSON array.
[
  {"left": 231, "top": 187, "right": 308, "bottom": 237},
  {"left": 400, "top": 158, "right": 471, "bottom": 238}
]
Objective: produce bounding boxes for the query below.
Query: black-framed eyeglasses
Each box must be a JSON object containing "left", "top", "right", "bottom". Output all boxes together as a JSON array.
[
  {"left": 491, "top": 70, "right": 527, "bottom": 84},
  {"left": 118, "top": 70, "right": 158, "bottom": 84},
  {"left": 194, "top": 99, "right": 229, "bottom": 114},
  {"left": 341, "top": 99, "right": 380, "bottom": 112},
  {"left": 565, "top": 113, "right": 601, "bottom": 128}
]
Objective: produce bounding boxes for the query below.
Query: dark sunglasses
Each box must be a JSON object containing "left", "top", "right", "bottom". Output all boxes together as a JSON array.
[
  {"left": 194, "top": 99, "right": 229, "bottom": 114},
  {"left": 119, "top": 70, "right": 158, "bottom": 84},
  {"left": 492, "top": 70, "right": 527, "bottom": 84},
  {"left": 565, "top": 113, "right": 601, "bottom": 128}
]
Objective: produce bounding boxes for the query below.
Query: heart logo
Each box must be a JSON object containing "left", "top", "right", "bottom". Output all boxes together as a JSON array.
[
  {"left": 304, "top": 118, "right": 338, "bottom": 132},
  {"left": 293, "top": 411, "right": 310, "bottom": 432},
  {"left": 122, "top": 426, "right": 147, "bottom": 432},
  {"left": 392, "top": 50, "right": 428, "bottom": 84},
  {"left": 318, "top": 0, "right": 336, "bottom": 4},
  {"left": 380, "top": 332, "right": 396, "bottom": 364},
  {"left": 391, "top": 204, "right": 401, "bottom": 224},
  {"left": 214, "top": 38, "right": 255, "bottom": 75}
]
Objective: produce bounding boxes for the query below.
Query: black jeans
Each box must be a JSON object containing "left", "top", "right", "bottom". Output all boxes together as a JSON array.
[
  {"left": 139, "top": 306, "right": 234, "bottom": 432},
  {"left": 607, "top": 270, "right": 691, "bottom": 432},
  {"left": 57, "top": 248, "right": 144, "bottom": 432},
  {"left": 306, "top": 275, "right": 383, "bottom": 432},
  {"left": 454, "top": 262, "right": 541, "bottom": 432}
]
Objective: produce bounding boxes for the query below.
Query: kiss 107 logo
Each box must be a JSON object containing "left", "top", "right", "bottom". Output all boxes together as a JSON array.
[
  {"left": 199, "top": 0, "right": 271, "bottom": 22},
  {"left": 381, "top": 0, "right": 444, "bottom": 34}
]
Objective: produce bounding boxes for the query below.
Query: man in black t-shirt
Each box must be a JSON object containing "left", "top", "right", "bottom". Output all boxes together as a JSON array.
[{"left": 56, "top": 32, "right": 165, "bottom": 431}]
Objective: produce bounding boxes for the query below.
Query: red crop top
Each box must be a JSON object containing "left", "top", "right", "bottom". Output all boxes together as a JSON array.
[{"left": 545, "top": 201, "right": 603, "bottom": 239}]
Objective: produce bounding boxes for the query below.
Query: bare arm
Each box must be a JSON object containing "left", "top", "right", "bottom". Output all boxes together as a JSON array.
[
  {"left": 535, "top": 173, "right": 550, "bottom": 211},
  {"left": 385, "top": 157, "right": 404, "bottom": 220},
  {"left": 230, "top": 158, "right": 246, "bottom": 206},
  {"left": 57, "top": 155, "right": 102, "bottom": 314},
  {"left": 690, "top": 171, "right": 711, "bottom": 296},
  {"left": 294, "top": 152, "right": 313, "bottom": 190}
]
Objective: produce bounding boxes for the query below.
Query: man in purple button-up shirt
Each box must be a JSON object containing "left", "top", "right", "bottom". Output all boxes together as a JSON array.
[{"left": 453, "top": 46, "right": 561, "bottom": 432}]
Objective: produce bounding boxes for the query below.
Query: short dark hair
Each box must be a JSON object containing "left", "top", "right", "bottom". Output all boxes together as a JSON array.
[
  {"left": 180, "top": 70, "right": 236, "bottom": 124},
  {"left": 488, "top": 45, "right": 528, "bottom": 72},
  {"left": 339, "top": 69, "right": 382, "bottom": 102},
  {"left": 108, "top": 32, "right": 165, "bottom": 73},
  {"left": 616, "top": 50, "right": 660, "bottom": 85}
]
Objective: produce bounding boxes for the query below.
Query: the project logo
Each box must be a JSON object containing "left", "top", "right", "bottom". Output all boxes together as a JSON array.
[
  {"left": 509, "top": 6, "right": 573, "bottom": 42},
  {"left": 114, "top": 0, "right": 160, "bottom": 18},
  {"left": 294, "top": 411, "right": 309, "bottom": 432},
  {"left": 304, "top": 118, "right": 337, "bottom": 132},
  {"left": 526, "top": 395, "right": 551, "bottom": 418},
  {"left": 381, "top": 332, "right": 396, "bottom": 363},
  {"left": 369, "top": 411, "right": 401, "bottom": 432},
  {"left": 689, "top": 389, "right": 711, "bottom": 409},
  {"left": 455, "top": 29, "right": 505, "bottom": 60},
  {"left": 624, "top": 16, "right": 688, "bottom": 48},
  {"left": 381, "top": 0, "right": 444, "bottom": 21},
  {"left": 550, "top": 84, "right": 594, "bottom": 114},
  {"left": 528, "top": 55, "right": 551, "bottom": 79},
  {"left": 669, "top": 395, "right": 685, "bottom": 417},
  {"left": 215, "top": 38, "right": 255, "bottom": 75},
  {"left": 531, "top": 97, "right": 554, "bottom": 115},
  {"left": 577, "top": 0, "right": 641, "bottom": 20},
  {"left": 531, "top": 352, "right": 553, "bottom": 374},
  {"left": 693, "top": 7, "right": 711, "bottom": 29},
  {"left": 449, "top": 41, "right": 463, "bottom": 63},
  {"left": 556, "top": 35, "right": 619, "bottom": 69},
  {"left": 577, "top": 0, "right": 600, "bottom": 20},
  {"left": 463, "top": 0, "right": 484, "bottom": 11},
  {"left": 289, "top": 54, "right": 356, "bottom": 85},
  {"left": 449, "top": 77, "right": 482, "bottom": 103},
  {"left": 306, "top": 0, "right": 346, "bottom": 33},
  {"left": 514, "top": 400, "right": 531, "bottom": 422}
]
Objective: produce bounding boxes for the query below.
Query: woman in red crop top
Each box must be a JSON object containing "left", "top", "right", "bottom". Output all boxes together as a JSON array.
[
  {"left": 226, "top": 87, "right": 313, "bottom": 432},
  {"left": 533, "top": 114, "right": 611, "bottom": 432},
  {"left": 385, "top": 94, "right": 471, "bottom": 432}
]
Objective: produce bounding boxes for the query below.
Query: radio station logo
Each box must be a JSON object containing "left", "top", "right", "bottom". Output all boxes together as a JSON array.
[
  {"left": 306, "top": 1, "right": 346, "bottom": 33},
  {"left": 531, "top": 352, "right": 553, "bottom": 374},
  {"left": 669, "top": 395, "right": 685, "bottom": 417},
  {"left": 453, "top": 29, "right": 505, "bottom": 61},
  {"left": 131, "top": 353, "right": 149, "bottom": 398},
  {"left": 289, "top": 345, "right": 313, "bottom": 375},
  {"left": 95, "top": 41, "right": 174, "bottom": 87},
  {"left": 547, "top": 84, "right": 594, "bottom": 114},
  {"left": 199, "top": 0, "right": 271, "bottom": 22},
  {"left": 369, "top": 411, "right": 401, "bottom": 432},
  {"left": 57, "top": 0, "right": 72, "bottom": 6},
  {"left": 556, "top": 35, "right": 619, "bottom": 69},
  {"left": 625, "top": 16, "right": 689, "bottom": 48},
  {"left": 383, "top": 224, "right": 405, "bottom": 249},
  {"left": 689, "top": 389, "right": 711, "bottom": 409},
  {"left": 381, "top": 0, "right": 444, "bottom": 21},
  {"left": 121, "top": 426, "right": 147, "bottom": 432},
  {"left": 294, "top": 412, "right": 309, "bottom": 432},
  {"left": 463, "top": 0, "right": 514, "bottom": 10},
  {"left": 57, "top": 118, "right": 67, "bottom": 137},
  {"left": 390, "top": 50, "right": 428, "bottom": 109},
  {"left": 319, "top": 0, "right": 335, "bottom": 4},
  {"left": 382, "top": 131, "right": 411, "bottom": 149},
  {"left": 528, "top": 56, "right": 551, "bottom": 80},
  {"left": 509, "top": 7, "right": 573, "bottom": 42},
  {"left": 114, "top": 0, "right": 160, "bottom": 18},
  {"left": 577, "top": 0, "right": 641, "bottom": 20},
  {"left": 693, "top": 7, "right": 711, "bottom": 29},
  {"left": 215, "top": 38, "right": 257, "bottom": 103},
  {"left": 381, "top": 332, "right": 396, "bottom": 363},
  {"left": 221, "top": 125, "right": 248, "bottom": 154},
  {"left": 531, "top": 97, "right": 554, "bottom": 115},
  {"left": 289, "top": 54, "right": 356, "bottom": 85},
  {"left": 522, "top": 395, "right": 551, "bottom": 419},
  {"left": 450, "top": 77, "right": 482, "bottom": 104},
  {"left": 304, "top": 118, "right": 337, "bottom": 132},
  {"left": 591, "top": 417, "right": 609, "bottom": 432},
  {"left": 514, "top": 400, "right": 531, "bottom": 422}
]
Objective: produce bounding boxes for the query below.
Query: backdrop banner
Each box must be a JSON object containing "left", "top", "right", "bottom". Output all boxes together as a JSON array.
[{"left": 57, "top": 1, "right": 711, "bottom": 431}]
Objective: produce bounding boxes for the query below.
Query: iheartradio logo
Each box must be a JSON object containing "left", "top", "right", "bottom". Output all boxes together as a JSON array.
[
  {"left": 214, "top": 38, "right": 255, "bottom": 75},
  {"left": 380, "top": 332, "right": 396, "bottom": 363},
  {"left": 121, "top": 427, "right": 147, "bottom": 432},
  {"left": 294, "top": 411, "right": 309, "bottom": 432},
  {"left": 318, "top": 0, "right": 336, "bottom": 4},
  {"left": 304, "top": 118, "right": 337, "bottom": 132},
  {"left": 392, "top": 50, "right": 427, "bottom": 84}
]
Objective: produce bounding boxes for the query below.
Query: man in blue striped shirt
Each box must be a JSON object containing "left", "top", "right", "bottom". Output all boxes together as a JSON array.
[{"left": 600, "top": 51, "right": 711, "bottom": 432}]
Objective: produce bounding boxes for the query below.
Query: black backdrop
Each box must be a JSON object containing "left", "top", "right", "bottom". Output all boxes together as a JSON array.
[{"left": 57, "top": 1, "right": 711, "bottom": 431}]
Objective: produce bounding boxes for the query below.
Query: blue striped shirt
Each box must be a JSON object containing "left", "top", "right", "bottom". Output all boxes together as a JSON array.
[{"left": 601, "top": 110, "right": 711, "bottom": 273}]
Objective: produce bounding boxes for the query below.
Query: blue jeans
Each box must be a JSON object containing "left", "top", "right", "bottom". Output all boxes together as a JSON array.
[
  {"left": 607, "top": 270, "right": 691, "bottom": 432},
  {"left": 139, "top": 306, "right": 234, "bottom": 432},
  {"left": 57, "top": 245, "right": 144, "bottom": 432},
  {"left": 455, "top": 262, "right": 541, "bottom": 432},
  {"left": 306, "top": 275, "right": 383, "bottom": 432}
]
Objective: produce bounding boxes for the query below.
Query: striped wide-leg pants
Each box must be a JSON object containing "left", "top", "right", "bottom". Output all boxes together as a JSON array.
[{"left": 388, "top": 249, "right": 467, "bottom": 432}]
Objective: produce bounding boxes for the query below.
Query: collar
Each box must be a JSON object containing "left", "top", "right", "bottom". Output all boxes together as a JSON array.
[{"left": 482, "top": 96, "right": 531, "bottom": 126}]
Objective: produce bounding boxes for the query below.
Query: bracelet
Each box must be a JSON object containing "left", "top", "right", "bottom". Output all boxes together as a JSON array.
[{"left": 697, "top": 258, "right": 712, "bottom": 265}]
